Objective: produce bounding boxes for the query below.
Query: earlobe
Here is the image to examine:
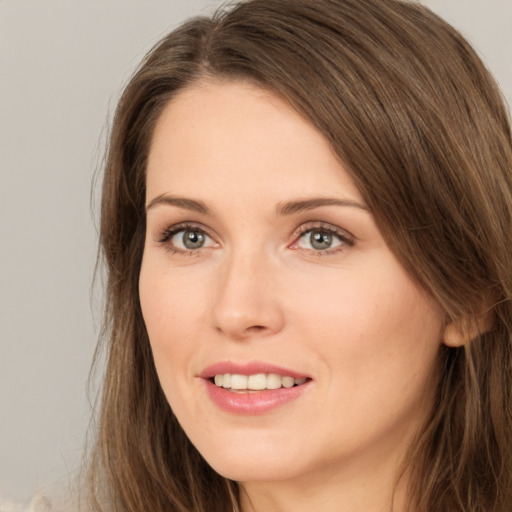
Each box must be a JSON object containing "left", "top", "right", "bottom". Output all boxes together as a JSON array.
[
  {"left": 442, "top": 310, "right": 494, "bottom": 348},
  {"left": 442, "top": 320, "right": 468, "bottom": 348}
]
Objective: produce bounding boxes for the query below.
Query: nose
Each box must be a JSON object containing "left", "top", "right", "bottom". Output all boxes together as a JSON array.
[{"left": 212, "top": 250, "right": 285, "bottom": 341}]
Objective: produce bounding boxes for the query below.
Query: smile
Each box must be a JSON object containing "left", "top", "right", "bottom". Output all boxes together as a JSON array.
[
  {"left": 213, "top": 373, "right": 307, "bottom": 391},
  {"left": 200, "top": 363, "right": 312, "bottom": 414}
]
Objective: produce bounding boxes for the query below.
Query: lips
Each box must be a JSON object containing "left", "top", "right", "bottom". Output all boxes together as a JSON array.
[
  {"left": 199, "top": 361, "right": 311, "bottom": 414},
  {"left": 200, "top": 361, "right": 310, "bottom": 379}
]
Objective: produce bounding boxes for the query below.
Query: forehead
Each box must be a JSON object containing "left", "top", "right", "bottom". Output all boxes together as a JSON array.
[{"left": 146, "top": 80, "right": 362, "bottom": 205}]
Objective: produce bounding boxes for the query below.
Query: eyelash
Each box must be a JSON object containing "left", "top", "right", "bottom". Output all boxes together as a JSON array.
[
  {"left": 157, "top": 222, "right": 214, "bottom": 256},
  {"left": 292, "top": 222, "right": 354, "bottom": 255},
  {"left": 156, "top": 221, "right": 354, "bottom": 256}
]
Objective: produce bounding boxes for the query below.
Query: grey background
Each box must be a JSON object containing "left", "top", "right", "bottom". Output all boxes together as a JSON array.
[{"left": 1, "top": 0, "right": 511, "bottom": 507}]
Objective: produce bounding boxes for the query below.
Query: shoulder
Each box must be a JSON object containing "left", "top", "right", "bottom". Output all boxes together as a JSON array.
[{"left": 0, "top": 494, "right": 52, "bottom": 512}]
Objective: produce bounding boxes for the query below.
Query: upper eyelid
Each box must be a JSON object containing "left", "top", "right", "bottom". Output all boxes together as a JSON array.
[
  {"left": 293, "top": 221, "right": 355, "bottom": 240},
  {"left": 154, "top": 220, "right": 355, "bottom": 247},
  {"left": 157, "top": 222, "right": 215, "bottom": 243}
]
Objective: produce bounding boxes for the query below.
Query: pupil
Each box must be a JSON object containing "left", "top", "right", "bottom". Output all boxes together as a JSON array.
[
  {"left": 184, "top": 230, "right": 205, "bottom": 249},
  {"left": 311, "top": 231, "right": 332, "bottom": 250}
]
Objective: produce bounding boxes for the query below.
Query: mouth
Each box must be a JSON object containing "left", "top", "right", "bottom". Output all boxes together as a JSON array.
[
  {"left": 200, "top": 362, "right": 312, "bottom": 414},
  {"left": 211, "top": 373, "right": 308, "bottom": 392}
]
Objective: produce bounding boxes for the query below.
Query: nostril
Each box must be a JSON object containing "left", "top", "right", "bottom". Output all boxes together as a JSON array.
[{"left": 212, "top": 296, "right": 285, "bottom": 339}]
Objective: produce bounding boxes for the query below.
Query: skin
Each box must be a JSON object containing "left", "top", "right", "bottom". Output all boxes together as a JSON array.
[{"left": 139, "top": 80, "right": 447, "bottom": 512}]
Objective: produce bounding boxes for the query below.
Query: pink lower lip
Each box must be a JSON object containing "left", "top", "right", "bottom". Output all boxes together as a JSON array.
[{"left": 203, "top": 378, "right": 310, "bottom": 415}]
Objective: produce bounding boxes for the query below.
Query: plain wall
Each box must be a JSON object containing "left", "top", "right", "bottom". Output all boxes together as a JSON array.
[{"left": 0, "top": 0, "right": 511, "bottom": 508}]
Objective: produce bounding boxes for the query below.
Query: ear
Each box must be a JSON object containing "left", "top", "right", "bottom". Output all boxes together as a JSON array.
[{"left": 442, "top": 309, "right": 494, "bottom": 348}]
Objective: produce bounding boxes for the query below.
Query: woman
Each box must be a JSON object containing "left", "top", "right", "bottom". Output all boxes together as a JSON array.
[{"left": 89, "top": 0, "right": 512, "bottom": 510}]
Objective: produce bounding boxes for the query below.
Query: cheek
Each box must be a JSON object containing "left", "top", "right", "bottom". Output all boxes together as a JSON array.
[
  {"left": 140, "top": 256, "right": 207, "bottom": 335},
  {"left": 139, "top": 263, "right": 212, "bottom": 429},
  {"left": 292, "top": 269, "right": 443, "bottom": 450},
  {"left": 290, "top": 261, "right": 437, "bottom": 341},
  {"left": 289, "top": 257, "right": 444, "bottom": 395},
  {"left": 139, "top": 261, "right": 207, "bottom": 385}
]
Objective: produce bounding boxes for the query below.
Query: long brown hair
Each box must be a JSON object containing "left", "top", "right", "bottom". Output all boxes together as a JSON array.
[{"left": 89, "top": 0, "right": 512, "bottom": 510}]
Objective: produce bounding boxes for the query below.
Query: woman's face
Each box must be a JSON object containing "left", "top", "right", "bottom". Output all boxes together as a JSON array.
[{"left": 140, "top": 80, "right": 445, "bottom": 487}]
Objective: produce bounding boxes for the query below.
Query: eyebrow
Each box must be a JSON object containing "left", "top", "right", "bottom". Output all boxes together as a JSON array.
[
  {"left": 146, "top": 194, "right": 211, "bottom": 215},
  {"left": 145, "top": 194, "right": 368, "bottom": 216},
  {"left": 275, "top": 197, "right": 369, "bottom": 216}
]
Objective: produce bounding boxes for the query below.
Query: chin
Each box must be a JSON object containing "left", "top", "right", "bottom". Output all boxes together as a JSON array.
[
  {"left": 207, "top": 455, "right": 302, "bottom": 483},
  {"left": 188, "top": 428, "right": 316, "bottom": 483}
]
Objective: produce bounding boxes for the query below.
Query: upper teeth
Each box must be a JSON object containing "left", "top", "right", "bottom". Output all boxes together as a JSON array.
[{"left": 213, "top": 373, "right": 307, "bottom": 390}]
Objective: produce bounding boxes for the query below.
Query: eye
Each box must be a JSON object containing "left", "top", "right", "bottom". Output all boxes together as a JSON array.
[
  {"left": 158, "top": 224, "right": 216, "bottom": 253},
  {"left": 301, "top": 230, "right": 339, "bottom": 251},
  {"left": 176, "top": 229, "right": 208, "bottom": 249},
  {"left": 291, "top": 223, "right": 353, "bottom": 254}
]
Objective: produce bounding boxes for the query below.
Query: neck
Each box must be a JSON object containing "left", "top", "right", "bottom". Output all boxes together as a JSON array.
[
  {"left": 239, "top": 468, "right": 409, "bottom": 512},
  {"left": 238, "top": 434, "right": 415, "bottom": 512}
]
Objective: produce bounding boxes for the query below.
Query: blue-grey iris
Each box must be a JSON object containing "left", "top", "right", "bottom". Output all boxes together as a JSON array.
[
  {"left": 310, "top": 231, "right": 333, "bottom": 250},
  {"left": 183, "top": 230, "right": 205, "bottom": 249}
]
